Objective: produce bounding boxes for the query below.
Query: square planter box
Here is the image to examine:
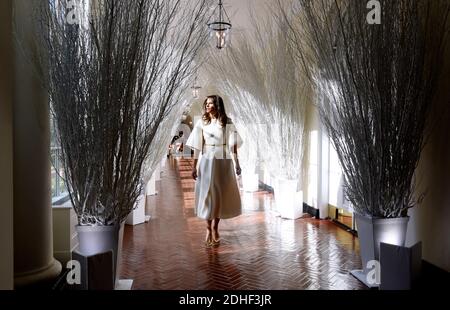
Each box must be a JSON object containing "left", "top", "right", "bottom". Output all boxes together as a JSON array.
[
  {"left": 380, "top": 241, "right": 422, "bottom": 290},
  {"left": 71, "top": 250, "right": 114, "bottom": 290}
]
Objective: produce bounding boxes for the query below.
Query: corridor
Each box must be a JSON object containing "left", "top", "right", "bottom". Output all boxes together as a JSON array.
[{"left": 120, "top": 158, "right": 365, "bottom": 290}]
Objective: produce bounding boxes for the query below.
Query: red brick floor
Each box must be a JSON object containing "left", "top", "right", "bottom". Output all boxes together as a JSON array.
[{"left": 120, "top": 157, "right": 366, "bottom": 290}]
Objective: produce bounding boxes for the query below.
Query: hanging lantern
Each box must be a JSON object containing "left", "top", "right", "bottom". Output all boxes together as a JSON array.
[{"left": 207, "top": 0, "right": 232, "bottom": 50}]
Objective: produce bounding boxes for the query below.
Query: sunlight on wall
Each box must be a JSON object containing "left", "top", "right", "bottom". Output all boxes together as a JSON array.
[
  {"left": 308, "top": 130, "right": 318, "bottom": 207},
  {"left": 328, "top": 143, "right": 342, "bottom": 207}
]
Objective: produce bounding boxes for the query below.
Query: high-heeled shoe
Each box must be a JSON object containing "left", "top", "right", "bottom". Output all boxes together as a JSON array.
[
  {"left": 212, "top": 230, "right": 221, "bottom": 245},
  {"left": 205, "top": 230, "right": 213, "bottom": 247}
]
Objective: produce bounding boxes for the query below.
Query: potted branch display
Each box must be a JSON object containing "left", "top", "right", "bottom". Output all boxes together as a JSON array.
[
  {"left": 32, "top": 0, "right": 210, "bottom": 288},
  {"left": 282, "top": 0, "right": 449, "bottom": 286}
]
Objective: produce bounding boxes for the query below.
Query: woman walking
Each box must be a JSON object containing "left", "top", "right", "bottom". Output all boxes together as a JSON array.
[{"left": 186, "top": 95, "right": 242, "bottom": 247}]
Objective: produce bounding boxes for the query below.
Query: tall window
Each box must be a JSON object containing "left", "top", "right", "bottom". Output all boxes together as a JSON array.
[
  {"left": 328, "top": 143, "right": 343, "bottom": 207},
  {"left": 49, "top": 0, "right": 90, "bottom": 201},
  {"left": 50, "top": 116, "right": 67, "bottom": 199},
  {"left": 320, "top": 80, "right": 345, "bottom": 208},
  {"left": 308, "top": 130, "right": 318, "bottom": 207}
]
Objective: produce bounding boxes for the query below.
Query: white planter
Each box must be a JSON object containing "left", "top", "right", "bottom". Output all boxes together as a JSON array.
[
  {"left": 242, "top": 192, "right": 260, "bottom": 211},
  {"left": 263, "top": 167, "right": 272, "bottom": 188},
  {"left": 155, "top": 164, "right": 161, "bottom": 181},
  {"left": 242, "top": 172, "right": 259, "bottom": 192},
  {"left": 274, "top": 179, "right": 303, "bottom": 220},
  {"left": 145, "top": 172, "right": 157, "bottom": 196},
  {"left": 351, "top": 213, "right": 409, "bottom": 287},
  {"left": 126, "top": 195, "right": 149, "bottom": 226}
]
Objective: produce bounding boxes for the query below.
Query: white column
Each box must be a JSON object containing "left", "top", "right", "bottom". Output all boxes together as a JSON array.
[
  {"left": 0, "top": 0, "right": 14, "bottom": 290},
  {"left": 317, "top": 122, "right": 330, "bottom": 219},
  {"left": 13, "top": 0, "right": 61, "bottom": 287}
]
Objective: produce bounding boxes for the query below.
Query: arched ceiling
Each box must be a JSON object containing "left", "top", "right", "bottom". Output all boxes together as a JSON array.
[{"left": 188, "top": 0, "right": 274, "bottom": 118}]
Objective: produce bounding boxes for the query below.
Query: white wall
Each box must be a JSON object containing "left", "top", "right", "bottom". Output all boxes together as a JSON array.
[
  {"left": 406, "top": 44, "right": 450, "bottom": 272},
  {"left": 302, "top": 101, "right": 320, "bottom": 209},
  {"left": 0, "top": 0, "right": 14, "bottom": 290}
]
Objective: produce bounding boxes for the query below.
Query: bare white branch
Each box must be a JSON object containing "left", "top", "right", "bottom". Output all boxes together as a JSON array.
[
  {"left": 284, "top": 0, "right": 450, "bottom": 217},
  {"left": 29, "top": 0, "right": 211, "bottom": 225},
  {"left": 207, "top": 6, "right": 310, "bottom": 184}
]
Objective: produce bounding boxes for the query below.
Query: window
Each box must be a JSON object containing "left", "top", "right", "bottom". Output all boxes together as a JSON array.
[
  {"left": 50, "top": 116, "right": 68, "bottom": 200},
  {"left": 308, "top": 130, "right": 318, "bottom": 207},
  {"left": 328, "top": 143, "right": 343, "bottom": 207}
]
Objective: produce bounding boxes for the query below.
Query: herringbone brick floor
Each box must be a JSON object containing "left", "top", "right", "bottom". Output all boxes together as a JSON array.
[{"left": 120, "top": 157, "right": 366, "bottom": 290}]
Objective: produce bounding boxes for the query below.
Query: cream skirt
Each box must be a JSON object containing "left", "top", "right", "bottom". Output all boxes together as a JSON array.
[{"left": 194, "top": 156, "right": 242, "bottom": 220}]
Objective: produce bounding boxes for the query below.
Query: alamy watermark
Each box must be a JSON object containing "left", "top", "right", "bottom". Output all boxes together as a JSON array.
[
  {"left": 64, "top": 0, "right": 91, "bottom": 30},
  {"left": 65, "top": 0, "right": 83, "bottom": 25},
  {"left": 64, "top": 1, "right": 380, "bottom": 27},
  {"left": 66, "top": 259, "right": 81, "bottom": 285},
  {"left": 65, "top": 258, "right": 383, "bottom": 287},
  {"left": 366, "top": 260, "right": 381, "bottom": 285},
  {"left": 367, "top": 0, "right": 381, "bottom": 25},
  {"left": 66, "top": 258, "right": 383, "bottom": 286}
]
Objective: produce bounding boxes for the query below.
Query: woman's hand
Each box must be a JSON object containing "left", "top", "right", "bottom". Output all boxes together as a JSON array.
[
  {"left": 233, "top": 147, "right": 241, "bottom": 176},
  {"left": 235, "top": 165, "right": 242, "bottom": 176},
  {"left": 192, "top": 158, "right": 198, "bottom": 180}
]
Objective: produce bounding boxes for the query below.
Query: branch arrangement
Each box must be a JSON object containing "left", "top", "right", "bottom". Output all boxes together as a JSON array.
[
  {"left": 208, "top": 6, "right": 310, "bottom": 183},
  {"left": 282, "top": 0, "right": 450, "bottom": 217},
  {"left": 33, "top": 0, "right": 210, "bottom": 225}
]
